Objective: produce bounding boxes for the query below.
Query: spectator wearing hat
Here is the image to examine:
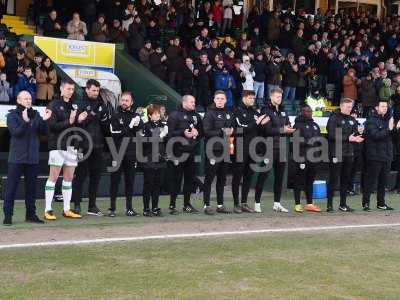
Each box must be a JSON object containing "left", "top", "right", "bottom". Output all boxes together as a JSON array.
[
  {"left": 91, "top": 14, "right": 109, "bottom": 43},
  {"left": 35, "top": 57, "right": 57, "bottom": 106},
  {"left": 67, "top": 12, "right": 88, "bottom": 41},
  {"left": 13, "top": 38, "right": 35, "bottom": 62},
  {"left": 139, "top": 40, "right": 153, "bottom": 69},
  {"left": 149, "top": 45, "right": 168, "bottom": 81},
  {"left": 219, "top": 34, "right": 235, "bottom": 54},
  {"left": 128, "top": 15, "right": 146, "bottom": 60}
]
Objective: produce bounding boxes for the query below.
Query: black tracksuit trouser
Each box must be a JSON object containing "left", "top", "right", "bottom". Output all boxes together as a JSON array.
[
  {"left": 362, "top": 161, "right": 390, "bottom": 207},
  {"left": 327, "top": 156, "right": 353, "bottom": 208}
]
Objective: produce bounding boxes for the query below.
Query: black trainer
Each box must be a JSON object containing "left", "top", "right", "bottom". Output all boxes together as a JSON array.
[
  {"left": 241, "top": 203, "right": 256, "bottom": 213},
  {"left": 26, "top": 215, "right": 45, "bottom": 224},
  {"left": 363, "top": 205, "right": 372, "bottom": 212},
  {"left": 339, "top": 205, "right": 355, "bottom": 212},
  {"left": 152, "top": 208, "right": 163, "bottom": 217},
  {"left": 126, "top": 209, "right": 139, "bottom": 217},
  {"left": 327, "top": 206, "right": 335, "bottom": 213},
  {"left": 143, "top": 210, "right": 152, "bottom": 217},
  {"left": 377, "top": 205, "right": 394, "bottom": 211},
  {"left": 87, "top": 206, "right": 103, "bottom": 216},
  {"left": 3, "top": 216, "right": 12, "bottom": 226},
  {"left": 169, "top": 206, "right": 179, "bottom": 215},
  {"left": 233, "top": 206, "right": 242, "bottom": 214},
  {"left": 183, "top": 204, "right": 199, "bottom": 214},
  {"left": 204, "top": 206, "right": 215, "bottom": 215},
  {"left": 108, "top": 210, "right": 116, "bottom": 217},
  {"left": 216, "top": 206, "right": 231, "bottom": 214}
]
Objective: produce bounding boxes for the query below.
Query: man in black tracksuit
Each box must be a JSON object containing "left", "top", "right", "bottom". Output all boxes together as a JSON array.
[
  {"left": 292, "top": 105, "right": 322, "bottom": 212},
  {"left": 108, "top": 92, "right": 143, "bottom": 217},
  {"left": 72, "top": 79, "right": 112, "bottom": 216},
  {"left": 326, "top": 98, "right": 364, "bottom": 212},
  {"left": 362, "top": 101, "right": 395, "bottom": 211},
  {"left": 202, "top": 90, "right": 233, "bottom": 215},
  {"left": 231, "top": 90, "right": 269, "bottom": 213},
  {"left": 167, "top": 95, "right": 203, "bottom": 214},
  {"left": 255, "top": 87, "right": 295, "bottom": 213}
]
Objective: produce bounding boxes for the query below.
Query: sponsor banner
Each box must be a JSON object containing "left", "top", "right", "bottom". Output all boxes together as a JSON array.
[{"left": 34, "top": 36, "right": 115, "bottom": 72}]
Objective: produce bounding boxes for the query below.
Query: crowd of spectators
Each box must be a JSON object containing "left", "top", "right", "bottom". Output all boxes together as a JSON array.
[
  {"left": 0, "top": 32, "right": 58, "bottom": 105},
  {"left": 23, "top": 1, "right": 400, "bottom": 115}
]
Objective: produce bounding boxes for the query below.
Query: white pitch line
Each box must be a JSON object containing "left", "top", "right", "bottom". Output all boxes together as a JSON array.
[{"left": 1, "top": 222, "right": 400, "bottom": 250}]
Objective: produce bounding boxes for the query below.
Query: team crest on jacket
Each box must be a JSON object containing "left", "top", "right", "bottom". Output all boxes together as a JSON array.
[
  {"left": 183, "top": 115, "right": 187, "bottom": 119},
  {"left": 72, "top": 104, "right": 78, "bottom": 110},
  {"left": 218, "top": 114, "right": 222, "bottom": 118},
  {"left": 60, "top": 106, "right": 64, "bottom": 111},
  {"left": 342, "top": 120, "right": 345, "bottom": 124},
  {"left": 86, "top": 106, "right": 91, "bottom": 111},
  {"left": 349, "top": 120, "right": 354, "bottom": 125},
  {"left": 281, "top": 112, "right": 286, "bottom": 116},
  {"left": 314, "top": 125, "right": 318, "bottom": 130},
  {"left": 306, "top": 125, "right": 309, "bottom": 129},
  {"left": 119, "top": 118, "right": 123, "bottom": 124},
  {"left": 98, "top": 106, "right": 102, "bottom": 112},
  {"left": 193, "top": 116, "right": 198, "bottom": 124},
  {"left": 226, "top": 114, "right": 230, "bottom": 119}
]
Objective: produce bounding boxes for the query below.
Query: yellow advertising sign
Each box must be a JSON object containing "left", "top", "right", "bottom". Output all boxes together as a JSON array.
[{"left": 34, "top": 36, "right": 115, "bottom": 70}]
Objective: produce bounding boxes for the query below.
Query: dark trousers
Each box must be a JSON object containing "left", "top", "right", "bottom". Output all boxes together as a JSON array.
[
  {"left": 195, "top": 87, "right": 211, "bottom": 109},
  {"left": 362, "top": 161, "right": 390, "bottom": 207},
  {"left": 348, "top": 151, "right": 365, "bottom": 191},
  {"left": 255, "top": 150, "right": 286, "bottom": 204},
  {"left": 293, "top": 162, "right": 317, "bottom": 205},
  {"left": 231, "top": 159, "right": 254, "bottom": 206},
  {"left": 203, "top": 158, "right": 228, "bottom": 207},
  {"left": 4, "top": 163, "right": 38, "bottom": 218},
  {"left": 143, "top": 167, "right": 164, "bottom": 211},
  {"left": 327, "top": 156, "right": 353, "bottom": 208},
  {"left": 169, "top": 154, "right": 195, "bottom": 208},
  {"left": 109, "top": 156, "right": 136, "bottom": 211},
  {"left": 72, "top": 148, "right": 103, "bottom": 209}
]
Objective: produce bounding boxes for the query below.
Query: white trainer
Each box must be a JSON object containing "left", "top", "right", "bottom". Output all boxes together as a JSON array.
[
  {"left": 254, "top": 203, "right": 262, "bottom": 213},
  {"left": 273, "top": 202, "right": 288, "bottom": 213}
]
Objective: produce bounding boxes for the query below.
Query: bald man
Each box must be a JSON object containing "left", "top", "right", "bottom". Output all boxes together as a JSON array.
[{"left": 3, "top": 91, "right": 52, "bottom": 225}]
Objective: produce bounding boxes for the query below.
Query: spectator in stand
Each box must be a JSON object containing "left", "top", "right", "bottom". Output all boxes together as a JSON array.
[
  {"left": 231, "top": 59, "right": 245, "bottom": 106},
  {"left": 32, "top": 53, "right": 43, "bottom": 71},
  {"left": 221, "top": 0, "right": 233, "bottom": 35},
  {"left": 91, "top": 14, "right": 109, "bottom": 43},
  {"left": 138, "top": 40, "right": 153, "bottom": 69},
  {"left": 266, "top": 10, "right": 280, "bottom": 45},
  {"left": 292, "top": 29, "right": 307, "bottom": 57},
  {"left": 297, "top": 55, "right": 311, "bottom": 104},
  {"left": 35, "top": 57, "right": 57, "bottom": 106},
  {"left": 0, "top": 73, "right": 12, "bottom": 103},
  {"left": 211, "top": 0, "right": 223, "bottom": 34},
  {"left": 81, "top": 0, "right": 97, "bottom": 30},
  {"left": 0, "top": 51, "right": 5, "bottom": 72},
  {"left": 6, "top": 49, "right": 30, "bottom": 86},
  {"left": 13, "top": 38, "right": 35, "bottom": 61},
  {"left": 379, "top": 78, "right": 393, "bottom": 102},
  {"left": 219, "top": 34, "right": 235, "bottom": 54},
  {"left": 67, "top": 12, "right": 88, "bottom": 41},
  {"left": 166, "top": 37, "right": 184, "bottom": 89},
  {"left": 109, "top": 19, "right": 127, "bottom": 44},
  {"left": 146, "top": 18, "right": 161, "bottom": 45},
  {"left": 281, "top": 53, "right": 299, "bottom": 110},
  {"left": 0, "top": 34, "right": 10, "bottom": 57},
  {"left": 43, "top": 9, "right": 65, "bottom": 38},
  {"left": 128, "top": 15, "right": 146, "bottom": 60},
  {"left": 240, "top": 55, "right": 255, "bottom": 92},
  {"left": 178, "top": 57, "right": 195, "bottom": 95},
  {"left": 154, "top": 0, "right": 168, "bottom": 28},
  {"left": 253, "top": 51, "right": 267, "bottom": 107},
  {"left": 149, "top": 45, "right": 167, "bottom": 81},
  {"left": 122, "top": 2, "right": 137, "bottom": 32},
  {"left": 265, "top": 55, "right": 282, "bottom": 99},
  {"left": 194, "top": 52, "right": 212, "bottom": 109},
  {"left": 342, "top": 68, "right": 358, "bottom": 101},
  {"left": 359, "top": 73, "right": 377, "bottom": 117},
  {"left": 213, "top": 60, "right": 235, "bottom": 108},
  {"left": 14, "top": 67, "right": 37, "bottom": 104}
]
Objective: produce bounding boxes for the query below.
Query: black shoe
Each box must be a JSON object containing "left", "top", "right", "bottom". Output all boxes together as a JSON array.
[
  {"left": 26, "top": 215, "right": 45, "bottom": 224},
  {"left": 363, "top": 205, "right": 372, "bottom": 212},
  {"left": 183, "top": 204, "right": 199, "bottom": 214},
  {"left": 108, "top": 210, "right": 116, "bottom": 217},
  {"left": 216, "top": 206, "right": 231, "bottom": 214},
  {"left": 377, "top": 205, "right": 394, "bottom": 211},
  {"left": 126, "top": 209, "right": 139, "bottom": 217},
  {"left": 233, "top": 205, "right": 242, "bottom": 214},
  {"left": 327, "top": 206, "right": 335, "bottom": 213},
  {"left": 204, "top": 206, "right": 215, "bottom": 215},
  {"left": 87, "top": 206, "right": 103, "bottom": 216},
  {"left": 54, "top": 194, "right": 63, "bottom": 202},
  {"left": 347, "top": 190, "right": 356, "bottom": 196},
  {"left": 241, "top": 203, "right": 256, "bottom": 213},
  {"left": 152, "top": 208, "right": 163, "bottom": 217},
  {"left": 3, "top": 216, "right": 12, "bottom": 226},
  {"left": 169, "top": 206, "right": 179, "bottom": 215},
  {"left": 143, "top": 210, "right": 152, "bottom": 217},
  {"left": 339, "top": 205, "right": 355, "bottom": 212},
  {"left": 73, "top": 204, "right": 81, "bottom": 215}
]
